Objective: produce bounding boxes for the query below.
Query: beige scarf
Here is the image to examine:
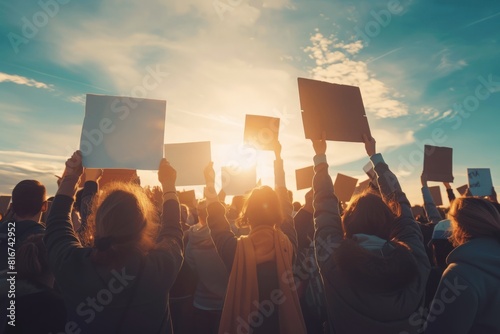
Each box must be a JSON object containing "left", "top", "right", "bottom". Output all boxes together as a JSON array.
[{"left": 218, "top": 225, "right": 307, "bottom": 334}]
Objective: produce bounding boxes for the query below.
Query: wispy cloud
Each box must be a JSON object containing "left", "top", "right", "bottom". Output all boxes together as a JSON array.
[
  {"left": 436, "top": 50, "right": 467, "bottom": 74},
  {"left": 304, "top": 32, "right": 408, "bottom": 118},
  {"left": 0, "top": 72, "right": 53, "bottom": 90}
]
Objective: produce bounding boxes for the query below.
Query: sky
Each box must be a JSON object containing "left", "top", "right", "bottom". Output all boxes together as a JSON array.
[{"left": 0, "top": 0, "right": 499, "bottom": 206}]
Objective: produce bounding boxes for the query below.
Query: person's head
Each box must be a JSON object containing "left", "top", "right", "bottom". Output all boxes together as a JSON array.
[
  {"left": 11, "top": 180, "right": 47, "bottom": 220},
  {"left": 342, "top": 191, "right": 398, "bottom": 240},
  {"left": 448, "top": 197, "right": 500, "bottom": 247},
  {"left": 292, "top": 201, "right": 302, "bottom": 212},
  {"left": 239, "top": 186, "right": 282, "bottom": 228},
  {"left": 17, "top": 234, "right": 53, "bottom": 286},
  {"left": 88, "top": 182, "right": 158, "bottom": 260}
]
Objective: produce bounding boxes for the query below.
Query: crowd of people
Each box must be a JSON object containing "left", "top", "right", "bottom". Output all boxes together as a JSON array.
[{"left": 1, "top": 135, "right": 499, "bottom": 334}]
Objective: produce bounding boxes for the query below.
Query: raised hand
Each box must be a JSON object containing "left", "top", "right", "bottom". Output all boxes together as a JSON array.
[
  {"left": 64, "top": 151, "right": 84, "bottom": 179},
  {"left": 204, "top": 162, "right": 216, "bottom": 186},
  {"left": 312, "top": 132, "right": 327, "bottom": 155},
  {"left": 421, "top": 173, "right": 428, "bottom": 187},
  {"left": 362, "top": 134, "right": 376, "bottom": 157},
  {"left": 158, "top": 159, "right": 176, "bottom": 189}
]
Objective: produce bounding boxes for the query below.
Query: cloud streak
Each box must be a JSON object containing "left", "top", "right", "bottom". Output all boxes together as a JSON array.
[{"left": 0, "top": 72, "right": 53, "bottom": 90}]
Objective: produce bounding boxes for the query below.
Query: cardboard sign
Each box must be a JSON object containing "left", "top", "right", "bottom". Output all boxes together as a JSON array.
[
  {"left": 80, "top": 169, "right": 139, "bottom": 187},
  {"left": 468, "top": 168, "right": 493, "bottom": 196},
  {"left": 423, "top": 145, "right": 454, "bottom": 182},
  {"left": 295, "top": 166, "right": 315, "bottom": 190},
  {"left": 333, "top": 173, "right": 358, "bottom": 202},
  {"left": 164, "top": 141, "right": 211, "bottom": 186},
  {"left": 178, "top": 190, "right": 197, "bottom": 208},
  {"left": 222, "top": 166, "right": 257, "bottom": 195},
  {"left": 456, "top": 184, "right": 468, "bottom": 196},
  {"left": 80, "top": 94, "right": 166, "bottom": 170},
  {"left": 428, "top": 186, "right": 443, "bottom": 206},
  {"left": 298, "top": 78, "right": 370, "bottom": 142},
  {"left": 243, "top": 115, "right": 280, "bottom": 150},
  {"left": 0, "top": 196, "right": 11, "bottom": 215}
]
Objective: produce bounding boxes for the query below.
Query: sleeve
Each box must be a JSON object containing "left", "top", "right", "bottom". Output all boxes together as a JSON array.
[
  {"left": 44, "top": 194, "right": 83, "bottom": 273},
  {"left": 154, "top": 199, "right": 184, "bottom": 276},
  {"left": 424, "top": 268, "right": 477, "bottom": 334},
  {"left": 421, "top": 186, "right": 443, "bottom": 224},
  {"left": 207, "top": 201, "right": 237, "bottom": 272},
  {"left": 77, "top": 181, "right": 98, "bottom": 244},
  {"left": 371, "top": 154, "right": 431, "bottom": 285},
  {"left": 312, "top": 155, "right": 343, "bottom": 272},
  {"left": 274, "top": 158, "right": 298, "bottom": 254},
  {"left": 294, "top": 208, "right": 314, "bottom": 250}
]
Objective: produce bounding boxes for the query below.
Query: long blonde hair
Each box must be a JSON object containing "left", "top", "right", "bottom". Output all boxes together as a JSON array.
[{"left": 87, "top": 182, "right": 159, "bottom": 264}]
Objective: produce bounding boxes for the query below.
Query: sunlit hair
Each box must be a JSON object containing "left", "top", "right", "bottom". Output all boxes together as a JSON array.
[
  {"left": 238, "top": 186, "right": 283, "bottom": 228},
  {"left": 342, "top": 189, "right": 399, "bottom": 240},
  {"left": 87, "top": 182, "right": 159, "bottom": 262},
  {"left": 448, "top": 197, "right": 500, "bottom": 247},
  {"left": 17, "top": 234, "right": 49, "bottom": 281}
]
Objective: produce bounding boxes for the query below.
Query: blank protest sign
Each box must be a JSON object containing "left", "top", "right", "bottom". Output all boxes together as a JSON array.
[
  {"left": 298, "top": 78, "right": 371, "bottom": 142},
  {"left": 243, "top": 115, "right": 280, "bottom": 150},
  {"left": 178, "top": 190, "right": 197, "bottom": 207},
  {"left": 428, "top": 186, "right": 443, "bottom": 206},
  {"left": 222, "top": 166, "right": 256, "bottom": 195},
  {"left": 333, "top": 173, "right": 358, "bottom": 202},
  {"left": 423, "top": 145, "right": 454, "bottom": 182},
  {"left": 295, "top": 166, "right": 315, "bottom": 190},
  {"left": 80, "top": 94, "right": 166, "bottom": 170},
  {"left": 352, "top": 179, "right": 371, "bottom": 197},
  {"left": 468, "top": 168, "right": 493, "bottom": 196},
  {"left": 164, "top": 141, "right": 211, "bottom": 186}
]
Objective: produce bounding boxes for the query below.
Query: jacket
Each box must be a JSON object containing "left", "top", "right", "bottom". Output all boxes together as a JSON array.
[{"left": 313, "top": 153, "right": 430, "bottom": 334}]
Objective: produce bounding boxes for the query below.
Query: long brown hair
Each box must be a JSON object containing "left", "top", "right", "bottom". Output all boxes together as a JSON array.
[
  {"left": 448, "top": 197, "right": 500, "bottom": 247},
  {"left": 87, "top": 182, "right": 159, "bottom": 264},
  {"left": 342, "top": 190, "right": 399, "bottom": 240}
]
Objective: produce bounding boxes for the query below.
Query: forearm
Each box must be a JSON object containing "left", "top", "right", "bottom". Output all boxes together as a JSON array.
[
  {"left": 78, "top": 181, "right": 98, "bottom": 238},
  {"left": 207, "top": 201, "right": 237, "bottom": 271},
  {"left": 421, "top": 186, "right": 442, "bottom": 224},
  {"left": 44, "top": 194, "right": 82, "bottom": 271},
  {"left": 312, "top": 155, "right": 342, "bottom": 268}
]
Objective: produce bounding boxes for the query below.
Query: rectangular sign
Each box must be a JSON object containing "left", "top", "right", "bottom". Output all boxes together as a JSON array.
[
  {"left": 423, "top": 145, "right": 454, "bottom": 182},
  {"left": 468, "top": 168, "right": 493, "bottom": 196},
  {"left": 164, "top": 141, "right": 211, "bottom": 186}
]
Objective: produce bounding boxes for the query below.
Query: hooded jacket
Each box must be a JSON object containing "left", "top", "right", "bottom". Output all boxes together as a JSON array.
[
  {"left": 312, "top": 153, "right": 430, "bottom": 334},
  {"left": 425, "top": 237, "right": 500, "bottom": 334},
  {"left": 185, "top": 223, "right": 228, "bottom": 310}
]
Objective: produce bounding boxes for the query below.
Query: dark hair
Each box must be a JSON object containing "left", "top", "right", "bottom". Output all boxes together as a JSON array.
[
  {"left": 17, "top": 234, "right": 49, "bottom": 280},
  {"left": 239, "top": 186, "right": 283, "bottom": 228},
  {"left": 342, "top": 192, "right": 397, "bottom": 240},
  {"left": 12, "top": 180, "right": 46, "bottom": 217}
]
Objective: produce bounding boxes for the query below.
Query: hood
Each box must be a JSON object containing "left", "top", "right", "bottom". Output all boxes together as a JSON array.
[
  {"left": 447, "top": 237, "right": 500, "bottom": 280},
  {"left": 334, "top": 233, "right": 419, "bottom": 293},
  {"left": 188, "top": 223, "right": 216, "bottom": 249}
]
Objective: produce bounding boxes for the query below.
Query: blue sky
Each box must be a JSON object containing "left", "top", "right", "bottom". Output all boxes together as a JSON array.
[{"left": 0, "top": 0, "right": 499, "bottom": 206}]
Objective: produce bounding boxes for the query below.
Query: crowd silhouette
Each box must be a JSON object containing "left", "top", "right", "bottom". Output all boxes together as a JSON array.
[{"left": 1, "top": 134, "right": 499, "bottom": 334}]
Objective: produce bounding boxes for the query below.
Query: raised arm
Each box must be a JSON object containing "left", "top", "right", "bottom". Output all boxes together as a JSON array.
[
  {"left": 420, "top": 173, "right": 443, "bottom": 224},
  {"left": 77, "top": 168, "right": 102, "bottom": 245},
  {"left": 443, "top": 182, "right": 456, "bottom": 204},
  {"left": 364, "top": 136, "right": 430, "bottom": 281},
  {"left": 204, "top": 162, "right": 238, "bottom": 271},
  {"left": 44, "top": 151, "right": 84, "bottom": 272},
  {"left": 311, "top": 135, "right": 343, "bottom": 271},
  {"left": 273, "top": 141, "right": 298, "bottom": 252}
]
